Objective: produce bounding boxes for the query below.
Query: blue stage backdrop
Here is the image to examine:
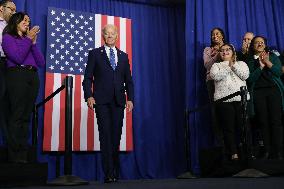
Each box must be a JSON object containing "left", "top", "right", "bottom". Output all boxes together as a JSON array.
[
  {"left": 11, "top": 0, "right": 186, "bottom": 181},
  {"left": 5, "top": 0, "right": 284, "bottom": 180},
  {"left": 186, "top": 0, "right": 284, "bottom": 173}
]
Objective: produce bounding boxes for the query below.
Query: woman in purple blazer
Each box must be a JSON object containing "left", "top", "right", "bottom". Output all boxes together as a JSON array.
[{"left": 2, "top": 12, "right": 45, "bottom": 163}]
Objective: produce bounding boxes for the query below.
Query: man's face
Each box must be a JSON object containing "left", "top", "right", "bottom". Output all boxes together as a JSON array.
[
  {"left": 102, "top": 25, "right": 118, "bottom": 47},
  {"left": 242, "top": 33, "right": 254, "bottom": 48},
  {"left": 253, "top": 37, "right": 266, "bottom": 54},
  {"left": 1, "top": 2, "right": 16, "bottom": 22}
]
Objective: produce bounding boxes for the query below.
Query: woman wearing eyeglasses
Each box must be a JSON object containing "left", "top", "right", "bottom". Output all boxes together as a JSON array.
[
  {"left": 247, "top": 36, "right": 284, "bottom": 160},
  {"left": 210, "top": 43, "right": 250, "bottom": 160}
]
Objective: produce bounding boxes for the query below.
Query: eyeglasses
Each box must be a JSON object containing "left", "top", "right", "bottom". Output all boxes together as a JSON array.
[
  {"left": 4, "top": 6, "right": 16, "bottom": 13},
  {"left": 254, "top": 41, "right": 265, "bottom": 45},
  {"left": 219, "top": 48, "right": 232, "bottom": 53}
]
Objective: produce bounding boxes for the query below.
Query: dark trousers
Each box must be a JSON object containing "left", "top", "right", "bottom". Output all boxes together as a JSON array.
[
  {"left": 253, "top": 87, "right": 283, "bottom": 156},
  {"left": 216, "top": 101, "right": 242, "bottom": 155},
  {"left": 6, "top": 67, "right": 39, "bottom": 162},
  {"left": 0, "top": 59, "right": 9, "bottom": 145},
  {"left": 207, "top": 80, "right": 223, "bottom": 146},
  {"left": 95, "top": 99, "right": 124, "bottom": 178}
]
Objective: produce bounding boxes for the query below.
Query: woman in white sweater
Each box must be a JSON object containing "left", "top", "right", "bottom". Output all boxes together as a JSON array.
[{"left": 210, "top": 43, "right": 249, "bottom": 160}]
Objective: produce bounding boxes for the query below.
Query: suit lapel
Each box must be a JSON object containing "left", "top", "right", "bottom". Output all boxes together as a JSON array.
[
  {"left": 100, "top": 46, "right": 122, "bottom": 70},
  {"left": 116, "top": 47, "right": 122, "bottom": 70},
  {"left": 100, "top": 46, "right": 113, "bottom": 69}
]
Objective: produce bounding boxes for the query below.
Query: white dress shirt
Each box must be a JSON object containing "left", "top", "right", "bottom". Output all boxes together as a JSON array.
[
  {"left": 0, "top": 17, "right": 7, "bottom": 57},
  {"left": 104, "top": 45, "right": 118, "bottom": 66}
]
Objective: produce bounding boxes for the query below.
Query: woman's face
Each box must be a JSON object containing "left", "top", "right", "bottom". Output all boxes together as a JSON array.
[
  {"left": 211, "top": 29, "right": 223, "bottom": 45},
  {"left": 17, "top": 15, "right": 30, "bottom": 36},
  {"left": 253, "top": 37, "right": 266, "bottom": 54},
  {"left": 220, "top": 45, "right": 233, "bottom": 61}
]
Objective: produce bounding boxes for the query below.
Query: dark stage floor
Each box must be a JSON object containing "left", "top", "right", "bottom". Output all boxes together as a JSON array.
[{"left": 6, "top": 177, "right": 284, "bottom": 189}]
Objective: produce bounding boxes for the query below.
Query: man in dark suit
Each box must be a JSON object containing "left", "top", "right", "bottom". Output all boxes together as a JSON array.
[{"left": 82, "top": 24, "right": 134, "bottom": 183}]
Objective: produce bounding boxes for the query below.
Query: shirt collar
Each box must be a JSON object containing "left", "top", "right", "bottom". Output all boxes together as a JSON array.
[{"left": 254, "top": 55, "right": 259, "bottom": 59}]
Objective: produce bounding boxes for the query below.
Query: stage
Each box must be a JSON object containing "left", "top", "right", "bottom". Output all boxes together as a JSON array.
[{"left": 5, "top": 177, "right": 284, "bottom": 189}]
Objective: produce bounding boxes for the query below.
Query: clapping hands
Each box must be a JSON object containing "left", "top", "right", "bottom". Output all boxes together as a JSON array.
[
  {"left": 27, "top": 25, "right": 40, "bottom": 44},
  {"left": 259, "top": 51, "right": 271, "bottom": 69}
]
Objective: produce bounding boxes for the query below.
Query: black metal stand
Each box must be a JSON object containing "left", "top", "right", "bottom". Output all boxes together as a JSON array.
[
  {"left": 233, "top": 86, "right": 269, "bottom": 178},
  {"left": 177, "top": 109, "right": 196, "bottom": 179},
  {"left": 47, "top": 76, "right": 88, "bottom": 185}
]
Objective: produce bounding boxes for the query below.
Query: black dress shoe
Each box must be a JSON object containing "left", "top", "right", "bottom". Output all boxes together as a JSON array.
[
  {"left": 276, "top": 152, "right": 283, "bottom": 160},
  {"left": 261, "top": 152, "right": 270, "bottom": 160},
  {"left": 104, "top": 177, "right": 113, "bottom": 183}
]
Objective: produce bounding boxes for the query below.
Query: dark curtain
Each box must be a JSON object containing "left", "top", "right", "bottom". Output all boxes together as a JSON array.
[
  {"left": 186, "top": 0, "right": 284, "bottom": 173},
  {"left": 7, "top": 0, "right": 186, "bottom": 181}
]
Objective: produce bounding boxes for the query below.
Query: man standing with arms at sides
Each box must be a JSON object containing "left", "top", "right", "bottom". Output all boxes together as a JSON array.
[
  {"left": 83, "top": 24, "right": 134, "bottom": 183},
  {"left": 0, "top": 0, "right": 16, "bottom": 147},
  {"left": 237, "top": 32, "right": 254, "bottom": 62}
]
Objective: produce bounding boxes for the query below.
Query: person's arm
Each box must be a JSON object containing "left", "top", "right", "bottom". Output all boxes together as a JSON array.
[
  {"left": 203, "top": 47, "right": 219, "bottom": 70},
  {"left": 31, "top": 44, "right": 45, "bottom": 67},
  {"left": 2, "top": 34, "right": 33, "bottom": 64},
  {"left": 261, "top": 53, "right": 282, "bottom": 77},
  {"left": 210, "top": 62, "right": 230, "bottom": 81},
  {"left": 82, "top": 50, "right": 96, "bottom": 109},
  {"left": 124, "top": 54, "right": 134, "bottom": 112},
  {"left": 231, "top": 61, "right": 250, "bottom": 81}
]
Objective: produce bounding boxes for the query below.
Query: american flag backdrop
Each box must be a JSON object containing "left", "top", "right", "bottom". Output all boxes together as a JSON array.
[{"left": 43, "top": 7, "right": 133, "bottom": 151}]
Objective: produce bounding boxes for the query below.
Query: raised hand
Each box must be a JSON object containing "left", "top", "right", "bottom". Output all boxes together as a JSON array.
[{"left": 27, "top": 26, "right": 40, "bottom": 44}]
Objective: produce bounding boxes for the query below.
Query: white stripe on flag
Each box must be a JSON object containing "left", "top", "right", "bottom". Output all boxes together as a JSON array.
[
  {"left": 51, "top": 73, "right": 61, "bottom": 151},
  {"left": 94, "top": 111, "right": 100, "bottom": 150},
  {"left": 107, "top": 16, "right": 114, "bottom": 24},
  {"left": 120, "top": 18, "right": 126, "bottom": 52},
  {"left": 120, "top": 110, "right": 127, "bottom": 151},
  {"left": 95, "top": 14, "right": 101, "bottom": 48},
  {"left": 80, "top": 75, "right": 88, "bottom": 150}
]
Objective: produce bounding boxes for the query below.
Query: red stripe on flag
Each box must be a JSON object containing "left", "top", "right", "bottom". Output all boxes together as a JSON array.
[
  {"left": 126, "top": 19, "right": 132, "bottom": 70},
  {"left": 101, "top": 15, "right": 108, "bottom": 45},
  {"left": 58, "top": 74, "right": 66, "bottom": 151},
  {"left": 114, "top": 17, "right": 120, "bottom": 48},
  {"left": 87, "top": 109, "right": 94, "bottom": 150},
  {"left": 126, "top": 19, "right": 133, "bottom": 150},
  {"left": 87, "top": 83, "right": 94, "bottom": 151},
  {"left": 73, "top": 75, "right": 82, "bottom": 150},
  {"left": 43, "top": 72, "right": 54, "bottom": 151}
]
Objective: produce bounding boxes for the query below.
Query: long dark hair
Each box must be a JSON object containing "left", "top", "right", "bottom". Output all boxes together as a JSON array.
[
  {"left": 210, "top": 27, "right": 226, "bottom": 47},
  {"left": 3, "top": 12, "right": 30, "bottom": 37},
  {"left": 248, "top": 35, "right": 269, "bottom": 56}
]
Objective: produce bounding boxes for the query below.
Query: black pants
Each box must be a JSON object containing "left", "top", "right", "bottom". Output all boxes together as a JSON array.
[
  {"left": 216, "top": 101, "right": 242, "bottom": 156},
  {"left": 95, "top": 99, "right": 124, "bottom": 178},
  {"left": 253, "top": 87, "right": 283, "bottom": 156},
  {"left": 0, "top": 58, "right": 9, "bottom": 145},
  {"left": 207, "top": 80, "right": 223, "bottom": 146},
  {"left": 6, "top": 67, "right": 39, "bottom": 162}
]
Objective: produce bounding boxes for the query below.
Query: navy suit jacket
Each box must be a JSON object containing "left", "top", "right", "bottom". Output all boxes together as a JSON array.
[{"left": 82, "top": 46, "right": 134, "bottom": 106}]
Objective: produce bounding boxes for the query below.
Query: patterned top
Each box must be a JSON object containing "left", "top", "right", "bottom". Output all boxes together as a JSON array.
[{"left": 210, "top": 60, "right": 250, "bottom": 102}]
